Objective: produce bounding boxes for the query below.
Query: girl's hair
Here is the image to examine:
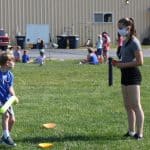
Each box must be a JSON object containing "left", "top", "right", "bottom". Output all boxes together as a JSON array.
[
  {"left": 118, "top": 17, "right": 136, "bottom": 38},
  {"left": 87, "top": 47, "right": 95, "bottom": 53}
]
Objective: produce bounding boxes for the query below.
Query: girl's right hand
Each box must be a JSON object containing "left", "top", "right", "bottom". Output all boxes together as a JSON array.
[{"left": 112, "top": 59, "right": 118, "bottom": 66}]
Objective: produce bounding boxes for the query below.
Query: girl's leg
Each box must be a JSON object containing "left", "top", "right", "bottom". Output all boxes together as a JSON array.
[
  {"left": 103, "top": 51, "right": 107, "bottom": 63},
  {"left": 126, "top": 85, "right": 144, "bottom": 136},
  {"left": 121, "top": 85, "right": 136, "bottom": 133}
]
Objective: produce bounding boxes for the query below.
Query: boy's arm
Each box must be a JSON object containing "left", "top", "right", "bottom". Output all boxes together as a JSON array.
[
  {"left": 9, "top": 86, "right": 19, "bottom": 103},
  {"left": 9, "top": 86, "right": 16, "bottom": 96}
]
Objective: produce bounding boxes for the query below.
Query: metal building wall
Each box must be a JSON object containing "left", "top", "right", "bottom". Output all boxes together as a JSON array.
[{"left": 0, "top": 0, "right": 149, "bottom": 46}]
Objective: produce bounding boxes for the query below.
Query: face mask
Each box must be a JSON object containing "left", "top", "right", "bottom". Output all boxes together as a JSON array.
[{"left": 118, "top": 28, "right": 128, "bottom": 36}]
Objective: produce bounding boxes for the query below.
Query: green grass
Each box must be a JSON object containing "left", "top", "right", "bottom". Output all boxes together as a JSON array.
[{"left": 1, "top": 59, "right": 150, "bottom": 150}]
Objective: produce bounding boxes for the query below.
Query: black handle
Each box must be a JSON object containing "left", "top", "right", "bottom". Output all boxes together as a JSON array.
[{"left": 108, "top": 57, "right": 113, "bottom": 86}]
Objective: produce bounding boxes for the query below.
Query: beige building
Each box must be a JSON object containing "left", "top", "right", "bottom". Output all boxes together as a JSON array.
[{"left": 0, "top": 0, "right": 150, "bottom": 46}]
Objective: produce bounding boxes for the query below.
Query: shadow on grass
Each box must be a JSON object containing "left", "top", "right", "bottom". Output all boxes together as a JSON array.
[
  {"left": 0, "top": 144, "right": 15, "bottom": 149},
  {"left": 17, "top": 134, "right": 126, "bottom": 144}
]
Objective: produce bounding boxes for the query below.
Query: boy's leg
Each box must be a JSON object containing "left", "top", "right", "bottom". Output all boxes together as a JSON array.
[
  {"left": 8, "top": 115, "right": 15, "bottom": 132},
  {"left": 2, "top": 112, "right": 10, "bottom": 138},
  {"left": 7, "top": 106, "right": 15, "bottom": 132},
  {"left": 1, "top": 108, "right": 16, "bottom": 146}
]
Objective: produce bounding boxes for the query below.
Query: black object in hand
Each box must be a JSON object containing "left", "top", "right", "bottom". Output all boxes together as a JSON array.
[{"left": 108, "top": 57, "right": 113, "bottom": 86}]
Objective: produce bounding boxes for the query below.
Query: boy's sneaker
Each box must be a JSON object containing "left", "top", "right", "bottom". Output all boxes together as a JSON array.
[
  {"left": 133, "top": 133, "right": 143, "bottom": 140},
  {"left": 1, "top": 136, "right": 16, "bottom": 146},
  {"left": 0, "top": 136, "right": 3, "bottom": 143}
]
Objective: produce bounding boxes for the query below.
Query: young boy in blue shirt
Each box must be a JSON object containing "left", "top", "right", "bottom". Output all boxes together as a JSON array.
[{"left": 0, "top": 52, "right": 19, "bottom": 146}]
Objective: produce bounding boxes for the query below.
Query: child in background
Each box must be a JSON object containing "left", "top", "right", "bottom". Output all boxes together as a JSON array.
[
  {"left": 13, "top": 46, "right": 21, "bottom": 62},
  {"left": 80, "top": 47, "right": 99, "bottom": 65},
  {"left": 35, "top": 49, "right": 46, "bottom": 65},
  {"left": 96, "top": 34, "right": 103, "bottom": 63},
  {"left": 0, "top": 52, "right": 18, "bottom": 146},
  {"left": 22, "top": 50, "right": 30, "bottom": 63},
  {"left": 36, "top": 38, "right": 45, "bottom": 50},
  {"left": 102, "top": 32, "right": 111, "bottom": 63}
]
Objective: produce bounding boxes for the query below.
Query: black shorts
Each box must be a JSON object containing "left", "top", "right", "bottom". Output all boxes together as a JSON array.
[
  {"left": 96, "top": 48, "right": 102, "bottom": 56},
  {"left": 121, "top": 67, "right": 142, "bottom": 86}
]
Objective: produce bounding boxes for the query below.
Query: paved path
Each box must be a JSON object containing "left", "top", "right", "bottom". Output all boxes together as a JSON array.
[{"left": 28, "top": 48, "right": 150, "bottom": 60}]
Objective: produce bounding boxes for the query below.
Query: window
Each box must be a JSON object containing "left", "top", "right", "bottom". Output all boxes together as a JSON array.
[
  {"left": 104, "top": 13, "right": 112, "bottom": 22},
  {"left": 93, "top": 13, "right": 113, "bottom": 23},
  {"left": 94, "top": 13, "right": 103, "bottom": 22}
]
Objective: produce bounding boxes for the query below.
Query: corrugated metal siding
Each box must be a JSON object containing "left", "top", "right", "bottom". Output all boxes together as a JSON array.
[{"left": 0, "top": 0, "right": 149, "bottom": 46}]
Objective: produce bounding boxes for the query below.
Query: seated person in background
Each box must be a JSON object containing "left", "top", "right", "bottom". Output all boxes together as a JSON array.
[
  {"left": 22, "top": 50, "right": 30, "bottom": 63},
  {"left": 7, "top": 46, "right": 14, "bottom": 56},
  {"left": 34, "top": 49, "right": 46, "bottom": 65},
  {"left": 13, "top": 46, "right": 21, "bottom": 62},
  {"left": 80, "top": 47, "right": 99, "bottom": 65}
]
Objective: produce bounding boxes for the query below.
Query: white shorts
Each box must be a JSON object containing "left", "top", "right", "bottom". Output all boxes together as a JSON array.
[{"left": 0, "top": 101, "right": 15, "bottom": 116}]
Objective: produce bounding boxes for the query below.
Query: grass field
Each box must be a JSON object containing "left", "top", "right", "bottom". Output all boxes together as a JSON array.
[{"left": 0, "top": 58, "right": 150, "bottom": 150}]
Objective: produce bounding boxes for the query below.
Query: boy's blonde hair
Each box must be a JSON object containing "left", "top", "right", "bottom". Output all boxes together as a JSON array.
[{"left": 0, "top": 52, "right": 14, "bottom": 66}]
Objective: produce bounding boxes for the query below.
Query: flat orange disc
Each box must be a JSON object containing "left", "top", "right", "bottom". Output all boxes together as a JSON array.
[
  {"left": 38, "top": 143, "right": 53, "bottom": 148},
  {"left": 42, "top": 123, "right": 56, "bottom": 129}
]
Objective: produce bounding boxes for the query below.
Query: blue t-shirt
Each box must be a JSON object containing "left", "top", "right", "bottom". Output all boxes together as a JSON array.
[
  {"left": 89, "top": 53, "right": 99, "bottom": 64},
  {"left": 0, "top": 70, "right": 14, "bottom": 103},
  {"left": 22, "top": 54, "right": 30, "bottom": 63},
  {"left": 96, "top": 38, "right": 103, "bottom": 49}
]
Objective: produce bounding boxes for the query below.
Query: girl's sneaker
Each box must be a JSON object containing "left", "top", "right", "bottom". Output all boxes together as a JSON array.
[
  {"left": 123, "top": 131, "right": 135, "bottom": 137},
  {"left": 133, "top": 133, "right": 143, "bottom": 140}
]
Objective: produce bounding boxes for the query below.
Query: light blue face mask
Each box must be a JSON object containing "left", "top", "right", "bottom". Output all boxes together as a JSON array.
[{"left": 118, "top": 28, "right": 129, "bottom": 36}]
